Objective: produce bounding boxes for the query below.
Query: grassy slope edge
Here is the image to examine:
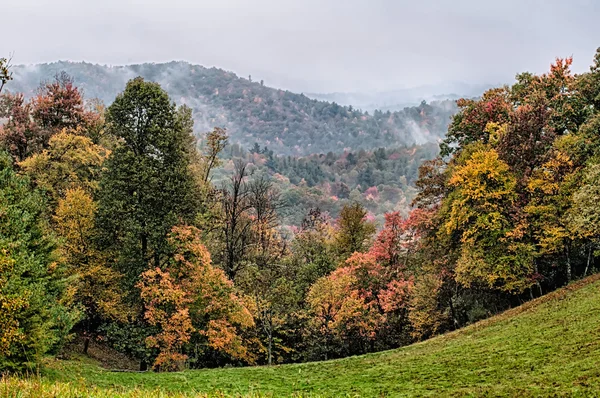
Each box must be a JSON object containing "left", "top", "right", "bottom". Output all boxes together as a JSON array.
[{"left": 4, "top": 274, "right": 600, "bottom": 397}]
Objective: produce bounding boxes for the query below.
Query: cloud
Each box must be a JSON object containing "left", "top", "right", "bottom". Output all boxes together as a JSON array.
[{"left": 2, "top": 0, "right": 599, "bottom": 93}]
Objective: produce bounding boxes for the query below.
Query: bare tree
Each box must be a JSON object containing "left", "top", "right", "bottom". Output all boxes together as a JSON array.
[
  {"left": 220, "top": 160, "right": 254, "bottom": 280},
  {"left": 0, "top": 55, "right": 13, "bottom": 94},
  {"left": 249, "top": 175, "right": 285, "bottom": 255}
]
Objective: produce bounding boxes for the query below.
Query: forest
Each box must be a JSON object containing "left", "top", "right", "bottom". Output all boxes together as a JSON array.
[
  {"left": 9, "top": 61, "right": 457, "bottom": 156},
  {"left": 211, "top": 142, "right": 438, "bottom": 227},
  {"left": 1, "top": 48, "right": 600, "bottom": 373}
]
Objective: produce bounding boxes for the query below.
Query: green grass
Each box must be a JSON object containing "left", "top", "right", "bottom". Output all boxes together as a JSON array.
[{"left": 7, "top": 275, "right": 600, "bottom": 397}]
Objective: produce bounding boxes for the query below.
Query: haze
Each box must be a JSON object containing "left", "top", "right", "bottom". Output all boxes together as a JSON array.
[{"left": 3, "top": 0, "right": 600, "bottom": 93}]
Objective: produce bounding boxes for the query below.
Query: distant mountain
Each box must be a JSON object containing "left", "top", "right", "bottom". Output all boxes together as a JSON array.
[
  {"left": 307, "top": 81, "right": 495, "bottom": 113},
  {"left": 9, "top": 61, "right": 457, "bottom": 156}
]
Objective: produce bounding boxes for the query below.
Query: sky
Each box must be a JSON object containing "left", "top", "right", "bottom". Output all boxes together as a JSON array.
[{"left": 3, "top": 0, "right": 600, "bottom": 93}]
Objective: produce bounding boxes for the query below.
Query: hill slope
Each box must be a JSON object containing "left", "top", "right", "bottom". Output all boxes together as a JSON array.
[
  {"left": 9, "top": 274, "right": 600, "bottom": 397},
  {"left": 9, "top": 62, "right": 457, "bottom": 156}
]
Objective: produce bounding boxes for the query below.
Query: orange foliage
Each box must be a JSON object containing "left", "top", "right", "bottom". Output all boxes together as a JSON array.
[{"left": 138, "top": 225, "right": 254, "bottom": 370}]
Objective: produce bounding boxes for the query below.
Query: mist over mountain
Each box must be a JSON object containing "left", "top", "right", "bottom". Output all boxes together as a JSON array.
[
  {"left": 307, "top": 81, "right": 495, "bottom": 113},
  {"left": 9, "top": 61, "right": 457, "bottom": 156}
]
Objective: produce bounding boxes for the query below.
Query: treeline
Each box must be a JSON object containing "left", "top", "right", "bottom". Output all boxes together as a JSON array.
[
  {"left": 9, "top": 61, "right": 457, "bottom": 156},
  {"left": 1, "top": 48, "right": 600, "bottom": 373}
]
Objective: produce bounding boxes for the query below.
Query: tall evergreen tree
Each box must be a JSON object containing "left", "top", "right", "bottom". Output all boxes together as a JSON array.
[{"left": 96, "top": 77, "right": 199, "bottom": 289}]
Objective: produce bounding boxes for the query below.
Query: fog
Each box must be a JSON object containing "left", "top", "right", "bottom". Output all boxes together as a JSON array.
[{"left": 2, "top": 0, "right": 600, "bottom": 93}]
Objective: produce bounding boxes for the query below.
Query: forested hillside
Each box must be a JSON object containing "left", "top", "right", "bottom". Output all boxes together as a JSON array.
[
  {"left": 9, "top": 61, "right": 457, "bottom": 155},
  {"left": 1, "top": 48, "right": 600, "bottom": 379},
  {"left": 214, "top": 142, "right": 438, "bottom": 227}
]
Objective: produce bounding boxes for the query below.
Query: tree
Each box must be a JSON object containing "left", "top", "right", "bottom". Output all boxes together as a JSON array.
[
  {"left": 0, "top": 92, "right": 40, "bottom": 162},
  {"left": 238, "top": 178, "right": 291, "bottom": 365},
  {"left": 31, "top": 72, "right": 94, "bottom": 135},
  {"left": 369, "top": 210, "right": 426, "bottom": 270},
  {"left": 444, "top": 146, "right": 534, "bottom": 292},
  {"left": 0, "top": 251, "right": 26, "bottom": 357},
  {"left": 569, "top": 163, "right": 600, "bottom": 276},
  {"left": 334, "top": 203, "right": 376, "bottom": 260},
  {"left": 408, "top": 273, "right": 448, "bottom": 340},
  {"left": 53, "top": 188, "right": 128, "bottom": 353},
  {"left": 526, "top": 147, "right": 579, "bottom": 283},
  {"left": 238, "top": 238, "right": 294, "bottom": 366},
  {"left": 19, "top": 130, "right": 110, "bottom": 205},
  {"left": 292, "top": 208, "right": 337, "bottom": 293},
  {"left": 218, "top": 160, "right": 254, "bottom": 280},
  {"left": 0, "top": 73, "right": 103, "bottom": 163},
  {"left": 138, "top": 226, "right": 254, "bottom": 370},
  {"left": 138, "top": 266, "right": 193, "bottom": 371},
  {"left": 0, "top": 152, "right": 78, "bottom": 370},
  {"left": 0, "top": 56, "right": 12, "bottom": 94},
  {"left": 440, "top": 88, "right": 511, "bottom": 157},
  {"left": 96, "top": 77, "right": 200, "bottom": 286},
  {"left": 200, "top": 127, "right": 228, "bottom": 183},
  {"left": 306, "top": 260, "right": 384, "bottom": 360}
]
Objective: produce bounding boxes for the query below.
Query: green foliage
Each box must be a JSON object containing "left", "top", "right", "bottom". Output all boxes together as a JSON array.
[
  {"left": 96, "top": 78, "right": 200, "bottom": 285},
  {"left": 333, "top": 203, "right": 376, "bottom": 260},
  {"left": 0, "top": 152, "right": 79, "bottom": 370}
]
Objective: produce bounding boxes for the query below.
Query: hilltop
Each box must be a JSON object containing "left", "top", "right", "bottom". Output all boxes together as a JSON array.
[
  {"left": 6, "top": 274, "right": 600, "bottom": 397},
  {"left": 9, "top": 61, "right": 457, "bottom": 155}
]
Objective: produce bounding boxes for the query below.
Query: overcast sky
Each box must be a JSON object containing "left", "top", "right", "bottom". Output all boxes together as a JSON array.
[{"left": 3, "top": 0, "right": 600, "bottom": 93}]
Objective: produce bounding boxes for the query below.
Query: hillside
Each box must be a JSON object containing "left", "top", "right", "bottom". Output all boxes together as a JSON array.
[
  {"left": 9, "top": 61, "right": 457, "bottom": 155},
  {"left": 7, "top": 274, "right": 600, "bottom": 397},
  {"left": 215, "top": 143, "right": 438, "bottom": 226}
]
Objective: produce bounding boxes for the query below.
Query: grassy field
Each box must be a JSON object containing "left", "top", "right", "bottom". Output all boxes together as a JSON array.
[{"left": 4, "top": 274, "right": 600, "bottom": 397}]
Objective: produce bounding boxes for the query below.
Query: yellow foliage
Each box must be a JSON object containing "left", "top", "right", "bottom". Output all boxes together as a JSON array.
[
  {"left": 0, "top": 251, "right": 28, "bottom": 356},
  {"left": 19, "top": 130, "right": 110, "bottom": 203}
]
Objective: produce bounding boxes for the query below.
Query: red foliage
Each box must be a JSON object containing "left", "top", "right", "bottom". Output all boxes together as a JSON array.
[{"left": 369, "top": 208, "right": 430, "bottom": 269}]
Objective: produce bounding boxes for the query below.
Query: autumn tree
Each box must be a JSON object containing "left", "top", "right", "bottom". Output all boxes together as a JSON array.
[
  {"left": 0, "top": 72, "right": 103, "bottom": 163},
  {"left": 0, "top": 92, "right": 40, "bottom": 162},
  {"left": 53, "top": 188, "right": 128, "bottom": 353},
  {"left": 306, "top": 267, "right": 380, "bottom": 360},
  {"left": 292, "top": 208, "right": 338, "bottom": 294},
  {"left": 138, "top": 226, "right": 254, "bottom": 370},
  {"left": 334, "top": 203, "right": 376, "bottom": 260},
  {"left": 440, "top": 88, "right": 511, "bottom": 157},
  {"left": 19, "top": 130, "right": 110, "bottom": 205},
  {"left": 31, "top": 72, "right": 94, "bottom": 135},
  {"left": 370, "top": 209, "right": 427, "bottom": 270},
  {"left": 408, "top": 273, "right": 448, "bottom": 340},
  {"left": 200, "top": 127, "right": 228, "bottom": 183},
  {"left": 569, "top": 163, "right": 600, "bottom": 276},
  {"left": 443, "top": 145, "right": 534, "bottom": 292}
]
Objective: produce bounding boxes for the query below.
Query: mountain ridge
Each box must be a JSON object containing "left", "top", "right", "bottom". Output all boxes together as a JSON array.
[{"left": 9, "top": 61, "right": 457, "bottom": 156}]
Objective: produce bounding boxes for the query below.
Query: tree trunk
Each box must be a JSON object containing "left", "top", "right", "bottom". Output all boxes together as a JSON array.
[
  {"left": 533, "top": 261, "right": 543, "bottom": 297},
  {"left": 83, "top": 336, "right": 90, "bottom": 355},
  {"left": 565, "top": 244, "right": 572, "bottom": 283},
  {"left": 584, "top": 244, "right": 592, "bottom": 277},
  {"left": 448, "top": 296, "right": 458, "bottom": 329},
  {"left": 267, "top": 332, "right": 272, "bottom": 366}
]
